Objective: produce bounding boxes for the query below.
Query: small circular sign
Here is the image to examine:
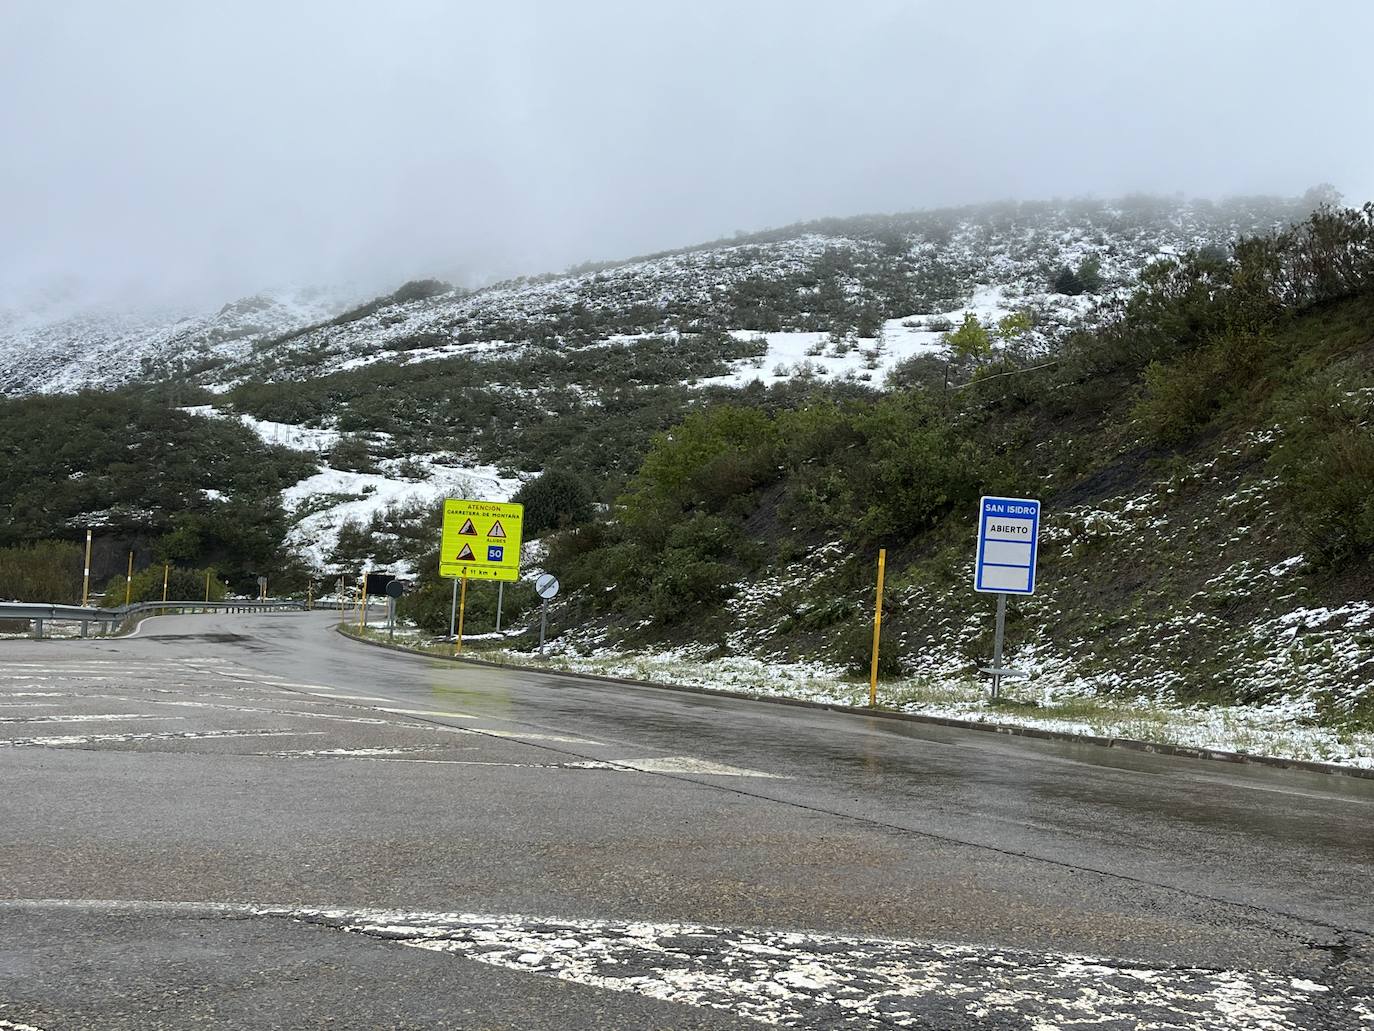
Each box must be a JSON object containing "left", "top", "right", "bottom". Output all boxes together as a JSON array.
[
  {"left": 385, "top": 580, "right": 407, "bottom": 599},
  {"left": 534, "top": 573, "right": 560, "bottom": 600}
]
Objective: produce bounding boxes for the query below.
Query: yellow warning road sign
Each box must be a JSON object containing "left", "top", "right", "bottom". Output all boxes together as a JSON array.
[{"left": 440, "top": 499, "right": 524, "bottom": 581}]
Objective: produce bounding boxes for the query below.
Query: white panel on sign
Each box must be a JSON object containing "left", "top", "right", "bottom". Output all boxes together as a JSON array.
[
  {"left": 984, "top": 517, "right": 1035, "bottom": 540},
  {"left": 982, "top": 540, "right": 1032, "bottom": 566},
  {"left": 978, "top": 565, "right": 1031, "bottom": 592}
]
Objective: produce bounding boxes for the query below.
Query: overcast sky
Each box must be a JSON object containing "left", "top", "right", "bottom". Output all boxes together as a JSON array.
[{"left": 3, "top": 0, "right": 1372, "bottom": 309}]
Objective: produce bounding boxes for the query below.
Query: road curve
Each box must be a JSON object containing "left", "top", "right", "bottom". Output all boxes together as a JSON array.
[{"left": 1, "top": 610, "right": 1370, "bottom": 1029}]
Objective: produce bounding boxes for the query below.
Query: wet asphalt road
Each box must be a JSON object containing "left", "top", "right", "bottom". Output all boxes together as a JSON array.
[{"left": 1, "top": 610, "right": 1371, "bottom": 1029}]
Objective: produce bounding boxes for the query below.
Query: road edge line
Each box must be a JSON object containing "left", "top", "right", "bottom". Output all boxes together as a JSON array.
[{"left": 332, "top": 625, "right": 1374, "bottom": 782}]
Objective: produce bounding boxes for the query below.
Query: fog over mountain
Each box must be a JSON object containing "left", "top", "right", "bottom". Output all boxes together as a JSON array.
[{"left": 3, "top": 0, "right": 1372, "bottom": 309}]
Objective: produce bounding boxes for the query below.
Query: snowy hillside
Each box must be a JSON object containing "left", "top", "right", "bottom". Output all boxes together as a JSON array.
[
  {"left": 0, "top": 286, "right": 357, "bottom": 395},
  {"left": 0, "top": 195, "right": 1314, "bottom": 397}
]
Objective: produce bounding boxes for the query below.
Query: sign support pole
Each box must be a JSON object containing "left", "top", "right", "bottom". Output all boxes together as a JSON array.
[
  {"left": 991, "top": 592, "right": 1007, "bottom": 700},
  {"left": 455, "top": 575, "right": 468, "bottom": 654},
  {"left": 81, "top": 528, "right": 92, "bottom": 607},
  {"left": 496, "top": 581, "right": 504, "bottom": 633},
  {"left": 449, "top": 577, "right": 459, "bottom": 641},
  {"left": 538, "top": 600, "right": 548, "bottom": 656},
  {"left": 388, "top": 597, "right": 395, "bottom": 642},
  {"left": 868, "top": 548, "right": 886, "bottom": 708}
]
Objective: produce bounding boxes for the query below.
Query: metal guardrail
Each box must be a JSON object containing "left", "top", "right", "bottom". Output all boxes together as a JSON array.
[{"left": 0, "top": 599, "right": 304, "bottom": 639}]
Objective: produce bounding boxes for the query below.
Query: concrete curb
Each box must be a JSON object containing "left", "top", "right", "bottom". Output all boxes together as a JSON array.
[{"left": 334, "top": 625, "right": 1374, "bottom": 782}]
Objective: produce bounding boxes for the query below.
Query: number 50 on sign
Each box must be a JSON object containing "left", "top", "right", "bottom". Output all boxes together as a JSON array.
[{"left": 440, "top": 500, "right": 524, "bottom": 581}]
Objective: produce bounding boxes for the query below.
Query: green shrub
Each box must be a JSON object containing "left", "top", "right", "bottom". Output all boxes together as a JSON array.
[
  {"left": 1271, "top": 378, "right": 1374, "bottom": 564},
  {"left": 0, "top": 540, "right": 83, "bottom": 603},
  {"left": 512, "top": 468, "right": 596, "bottom": 537},
  {"left": 399, "top": 575, "right": 535, "bottom": 635},
  {"left": 103, "top": 565, "right": 229, "bottom": 604}
]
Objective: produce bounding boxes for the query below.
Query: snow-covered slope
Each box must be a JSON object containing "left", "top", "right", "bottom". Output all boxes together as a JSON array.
[
  {"left": 0, "top": 286, "right": 356, "bottom": 394},
  {"left": 0, "top": 195, "right": 1312, "bottom": 396}
]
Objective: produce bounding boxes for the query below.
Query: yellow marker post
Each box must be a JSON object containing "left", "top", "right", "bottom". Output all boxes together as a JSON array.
[
  {"left": 868, "top": 548, "right": 886, "bottom": 708},
  {"left": 454, "top": 575, "right": 468, "bottom": 654},
  {"left": 125, "top": 551, "right": 133, "bottom": 608},
  {"left": 360, "top": 574, "right": 369, "bottom": 629},
  {"left": 162, "top": 563, "right": 169, "bottom": 605},
  {"left": 204, "top": 571, "right": 211, "bottom": 605},
  {"left": 307, "top": 579, "right": 312, "bottom": 610},
  {"left": 81, "top": 528, "right": 93, "bottom": 607}
]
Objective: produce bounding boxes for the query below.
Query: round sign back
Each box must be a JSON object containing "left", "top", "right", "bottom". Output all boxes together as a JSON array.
[{"left": 385, "top": 580, "right": 406, "bottom": 599}]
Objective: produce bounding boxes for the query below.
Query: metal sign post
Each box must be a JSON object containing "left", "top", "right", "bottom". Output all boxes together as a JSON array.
[
  {"left": 448, "top": 577, "right": 459, "bottom": 641},
  {"left": 81, "top": 528, "right": 92, "bottom": 607},
  {"left": 384, "top": 579, "right": 406, "bottom": 642},
  {"left": 496, "top": 581, "right": 504, "bottom": 633},
  {"left": 454, "top": 575, "right": 468, "bottom": 654},
  {"left": 535, "top": 574, "right": 559, "bottom": 657},
  {"left": 973, "top": 496, "right": 1041, "bottom": 699}
]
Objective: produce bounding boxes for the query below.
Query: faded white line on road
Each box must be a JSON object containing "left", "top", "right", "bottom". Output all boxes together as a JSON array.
[
  {"left": 378, "top": 707, "right": 478, "bottom": 719},
  {"left": 572, "top": 756, "right": 790, "bottom": 779},
  {"left": 0, "top": 729, "right": 326, "bottom": 748},
  {"left": 256, "top": 747, "right": 444, "bottom": 759},
  {"left": 307, "top": 692, "right": 393, "bottom": 702},
  {"left": 468, "top": 729, "right": 604, "bottom": 745},
  {"left": 0, "top": 713, "right": 183, "bottom": 724},
  {"left": 143, "top": 700, "right": 396, "bottom": 726}
]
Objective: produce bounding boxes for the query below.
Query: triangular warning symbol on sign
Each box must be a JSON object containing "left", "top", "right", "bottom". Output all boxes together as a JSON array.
[
  {"left": 488, "top": 520, "right": 506, "bottom": 538},
  {"left": 456, "top": 543, "right": 475, "bottom": 561},
  {"left": 457, "top": 518, "right": 478, "bottom": 536}
]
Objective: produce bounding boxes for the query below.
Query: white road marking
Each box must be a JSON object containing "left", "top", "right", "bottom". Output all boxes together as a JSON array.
[
  {"left": 470, "top": 729, "right": 605, "bottom": 745},
  {"left": 265, "top": 682, "right": 351, "bottom": 690},
  {"left": 307, "top": 692, "right": 394, "bottom": 702},
  {"left": 573, "top": 756, "right": 789, "bottom": 779},
  {"left": 257, "top": 747, "right": 441, "bottom": 758},
  {"left": 142, "top": 700, "right": 396, "bottom": 726},
  {"left": 378, "top": 707, "right": 478, "bottom": 719},
  {"left": 0, "top": 713, "right": 183, "bottom": 724},
  {"left": 0, "top": 729, "right": 325, "bottom": 748}
]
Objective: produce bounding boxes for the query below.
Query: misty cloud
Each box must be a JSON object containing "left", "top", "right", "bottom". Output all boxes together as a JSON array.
[{"left": 3, "top": 0, "right": 1372, "bottom": 308}]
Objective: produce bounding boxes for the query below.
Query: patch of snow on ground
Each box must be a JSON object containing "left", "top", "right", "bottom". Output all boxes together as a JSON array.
[
  {"left": 284, "top": 456, "right": 522, "bottom": 571},
  {"left": 703, "top": 286, "right": 1020, "bottom": 389},
  {"left": 181, "top": 405, "right": 342, "bottom": 453}
]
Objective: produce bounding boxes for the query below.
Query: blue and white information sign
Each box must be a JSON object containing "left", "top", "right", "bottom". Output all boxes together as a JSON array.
[{"left": 974, "top": 496, "right": 1040, "bottom": 595}]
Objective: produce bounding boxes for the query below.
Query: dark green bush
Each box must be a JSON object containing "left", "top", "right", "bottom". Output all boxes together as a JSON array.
[
  {"left": 0, "top": 541, "right": 83, "bottom": 603},
  {"left": 512, "top": 468, "right": 596, "bottom": 537},
  {"left": 1271, "top": 377, "right": 1374, "bottom": 565}
]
